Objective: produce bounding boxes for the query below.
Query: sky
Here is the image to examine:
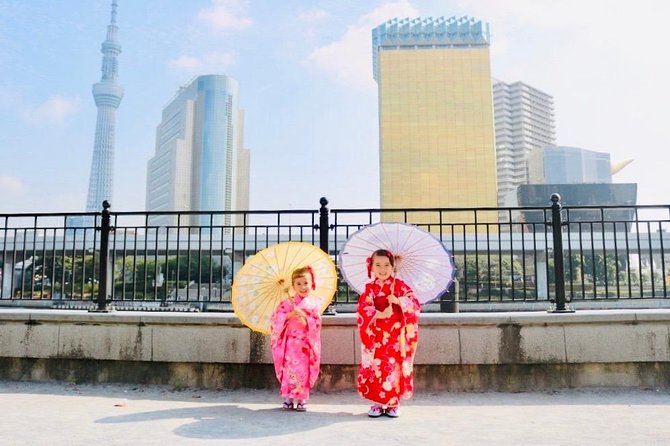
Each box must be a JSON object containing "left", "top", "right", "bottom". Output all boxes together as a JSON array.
[{"left": 1, "top": 0, "right": 669, "bottom": 214}]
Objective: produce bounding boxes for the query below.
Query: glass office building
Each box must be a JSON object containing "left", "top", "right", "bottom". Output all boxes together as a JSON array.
[
  {"left": 146, "top": 75, "right": 250, "bottom": 227},
  {"left": 517, "top": 183, "right": 637, "bottom": 232},
  {"left": 542, "top": 146, "right": 612, "bottom": 184},
  {"left": 372, "top": 17, "right": 498, "bottom": 226}
]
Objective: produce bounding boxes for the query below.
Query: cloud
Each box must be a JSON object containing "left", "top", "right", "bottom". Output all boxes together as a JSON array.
[
  {"left": 457, "top": 0, "right": 670, "bottom": 60},
  {"left": 197, "top": 0, "right": 253, "bottom": 32},
  {"left": 0, "top": 176, "right": 26, "bottom": 212},
  {"left": 305, "top": 1, "right": 419, "bottom": 92},
  {"left": 21, "top": 95, "right": 80, "bottom": 126},
  {"left": 0, "top": 175, "right": 88, "bottom": 212},
  {"left": 0, "top": 175, "right": 23, "bottom": 194},
  {"left": 298, "top": 8, "right": 328, "bottom": 23},
  {"left": 168, "top": 52, "right": 237, "bottom": 73}
]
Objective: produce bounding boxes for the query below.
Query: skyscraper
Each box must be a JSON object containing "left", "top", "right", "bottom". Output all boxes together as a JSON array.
[
  {"left": 145, "top": 75, "right": 250, "bottom": 227},
  {"left": 85, "top": 0, "right": 123, "bottom": 212},
  {"left": 493, "top": 80, "right": 555, "bottom": 207},
  {"left": 372, "top": 17, "right": 498, "bottom": 224}
]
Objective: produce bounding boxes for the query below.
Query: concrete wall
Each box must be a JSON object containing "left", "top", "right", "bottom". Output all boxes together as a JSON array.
[{"left": 2, "top": 309, "right": 670, "bottom": 391}]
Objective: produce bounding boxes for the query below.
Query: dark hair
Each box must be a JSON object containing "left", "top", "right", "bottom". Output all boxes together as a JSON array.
[{"left": 371, "top": 249, "right": 394, "bottom": 266}]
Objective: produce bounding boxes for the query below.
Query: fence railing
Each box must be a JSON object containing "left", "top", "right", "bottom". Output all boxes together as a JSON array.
[{"left": 1, "top": 196, "right": 669, "bottom": 312}]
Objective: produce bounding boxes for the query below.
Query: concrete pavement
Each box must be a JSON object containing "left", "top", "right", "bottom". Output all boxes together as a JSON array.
[{"left": 1, "top": 380, "right": 670, "bottom": 445}]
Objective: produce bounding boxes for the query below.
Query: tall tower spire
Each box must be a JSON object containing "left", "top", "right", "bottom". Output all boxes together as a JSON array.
[{"left": 85, "top": 0, "right": 123, "bottom": 211}]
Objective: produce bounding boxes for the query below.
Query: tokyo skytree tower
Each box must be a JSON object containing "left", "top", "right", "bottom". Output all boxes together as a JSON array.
[{"left": 84, "top": 0, "right": 123, "bottom": 211}]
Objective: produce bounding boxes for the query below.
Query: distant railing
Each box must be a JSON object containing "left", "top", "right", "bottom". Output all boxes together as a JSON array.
[{"left": 1, "top": 196, "right": 669, "bottom": 312}]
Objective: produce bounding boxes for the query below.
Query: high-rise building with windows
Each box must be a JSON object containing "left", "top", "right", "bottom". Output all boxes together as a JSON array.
[
  {"left": 146, "top": 75, "right": 250, "bottom": 227},
  {"left": 372, "top": 17, "right": 498, "bottom": 225},
  {"left": 493, "top": 80, "right": 555, "bottom": 207}
]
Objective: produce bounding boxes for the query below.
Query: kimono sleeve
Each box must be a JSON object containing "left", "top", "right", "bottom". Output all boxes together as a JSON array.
[
  {"left": 300, "top": 298, "right": 323, "bottom": 388},
  {"left": 395, "top": 280, "right": 421, "bottom": 324},
  {"left": 356, "top": 283, "right": 378, "bottom": 346},
  {"left": 270, "top": 300, "right": 291, "bottom": 346}
]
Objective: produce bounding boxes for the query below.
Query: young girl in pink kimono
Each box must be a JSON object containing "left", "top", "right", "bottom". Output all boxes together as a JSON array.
[{"left": 270, "top": 266, "right": 322, "bottom": 412}]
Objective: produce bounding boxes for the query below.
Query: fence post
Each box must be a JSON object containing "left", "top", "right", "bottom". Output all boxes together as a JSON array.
[
  {"left": 319, "top": 197, "right": 329, "bottom": 254},
  {"left": 439, "top": 279, "right": 459, "bottom": 313},
  {"left": 91, "top": 200, "right": 113, "bottom": 312},
  {"left": 548, "top": 193, "right": 574, "bottom": 313},
  {"left": 318, "top": 197, "right": 337, "bottom": 315}
]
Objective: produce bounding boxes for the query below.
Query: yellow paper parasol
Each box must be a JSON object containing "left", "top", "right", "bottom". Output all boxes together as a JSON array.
[{"left": 231, "top": 241, "right": 337, "bottom": 334}]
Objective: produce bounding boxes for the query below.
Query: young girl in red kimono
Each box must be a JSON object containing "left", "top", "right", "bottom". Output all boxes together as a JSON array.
[
  {"left": 356, "top": 249, "right": 421, "bottom": 418},
  {"left": 270, "top": 266, "right": 322, "bottom": 412}
]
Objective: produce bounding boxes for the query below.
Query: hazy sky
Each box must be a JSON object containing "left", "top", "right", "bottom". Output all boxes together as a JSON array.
[{"left": 1, "top": 0, "right": 668, "bottom": 213}]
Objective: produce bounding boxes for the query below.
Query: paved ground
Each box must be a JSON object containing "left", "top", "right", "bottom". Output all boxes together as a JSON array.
[{"left": 1, "top": 381, "right": 670, "bottom": 445}]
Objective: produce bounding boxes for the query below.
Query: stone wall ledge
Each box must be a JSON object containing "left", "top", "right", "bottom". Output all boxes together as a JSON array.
[
  {"left": 4, "top": 308, "right": 670, "bottom": 325},
  {"left": 3, "top": 308, "right": 670, "bottom": 390}
]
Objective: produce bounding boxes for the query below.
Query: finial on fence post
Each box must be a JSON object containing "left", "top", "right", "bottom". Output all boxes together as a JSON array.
[
  {"left": 319, "top": 197, "right": 329, "bottom": 253},
  {"left": 548, "top": 193, "right": 574, "bottom": 313}
]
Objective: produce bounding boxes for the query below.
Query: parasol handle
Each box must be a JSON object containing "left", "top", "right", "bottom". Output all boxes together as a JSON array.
[{"left": 389, "top": 276, "right": 402, "bottom": 306}]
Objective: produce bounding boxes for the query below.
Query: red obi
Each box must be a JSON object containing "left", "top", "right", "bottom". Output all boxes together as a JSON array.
[
  {"left": 373, "top": 294, "right": 389, "bottom": 311},
  {"left": 373, "top": 294, "right": 402, "bottom": 318}
]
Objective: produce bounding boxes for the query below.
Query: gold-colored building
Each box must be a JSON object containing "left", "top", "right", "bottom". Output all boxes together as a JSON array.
[{"left": 373, "top": 17, "right": 498, "bottom": 228}]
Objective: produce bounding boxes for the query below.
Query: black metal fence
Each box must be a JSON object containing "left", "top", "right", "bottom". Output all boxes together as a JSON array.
[{"left": 1, "top": 196, "right": 669, "bottom": 312}]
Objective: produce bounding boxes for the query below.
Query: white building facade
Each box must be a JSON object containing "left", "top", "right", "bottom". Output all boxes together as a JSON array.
[{"left": 493, "top": 80, "right": 555, "bottom": 207}]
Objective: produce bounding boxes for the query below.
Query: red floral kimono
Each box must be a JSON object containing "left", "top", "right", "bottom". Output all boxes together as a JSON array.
[
  {"left": 356, "top": 276, "right": 420, "bottom": 407},
  {"left": 270, "top": 294, "right": 322, "bottom": 400}
]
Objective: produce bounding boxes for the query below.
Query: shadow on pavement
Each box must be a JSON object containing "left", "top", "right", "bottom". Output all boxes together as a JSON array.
[{"left": 96, "top": 404, "right": 369, "bottom": 440}]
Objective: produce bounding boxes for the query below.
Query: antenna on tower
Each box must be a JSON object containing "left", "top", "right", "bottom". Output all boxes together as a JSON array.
[{"left": 111, "top": 0, "right": 118, "bottom": 25}]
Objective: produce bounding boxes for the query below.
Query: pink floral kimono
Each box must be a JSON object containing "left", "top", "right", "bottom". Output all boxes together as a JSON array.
[{"left": 270, "top": 294, "right": 322, "bottom": 400}]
